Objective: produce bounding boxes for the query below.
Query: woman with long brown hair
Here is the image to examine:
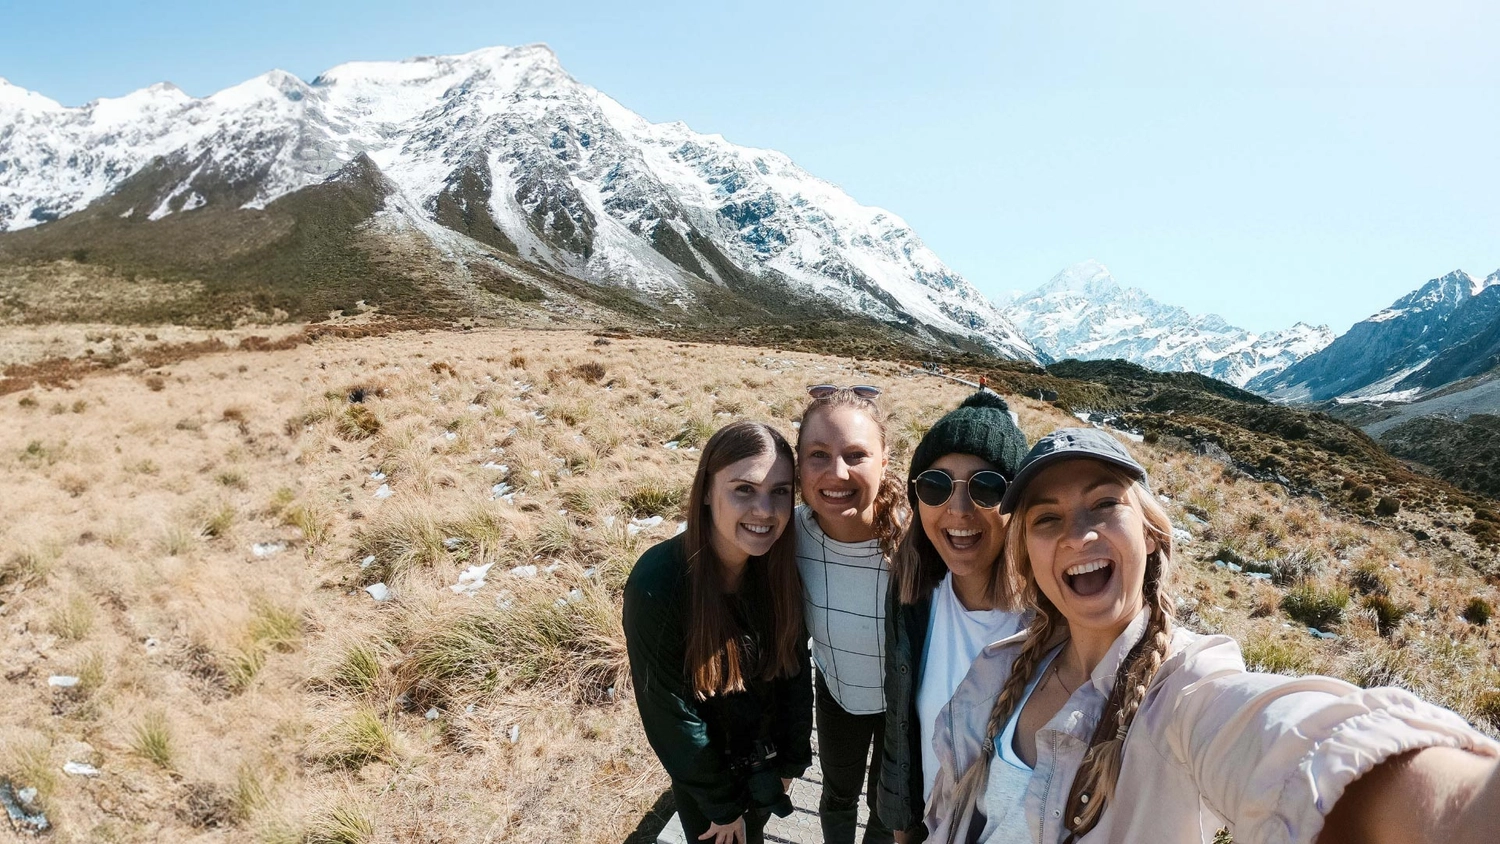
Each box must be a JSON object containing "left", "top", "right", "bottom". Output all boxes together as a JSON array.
[
  {"left": 794, "top": 385, "right": 908, "bottom": 844},
  {"left": 876, "top": 390, "right": 1029, "bottom": 843},
  {"left": 624, "top": 420, "right": 813, "bottom": 844},
  {"left": 926, "top": 428, "right": 1499, "bottom": 843}
]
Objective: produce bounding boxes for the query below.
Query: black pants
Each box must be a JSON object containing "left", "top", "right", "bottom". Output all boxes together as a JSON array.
[
  {"left": 672, "top": 783, "right": 771, "bottom": 844},
  {"left": 815, "top": 673, "right": 894, "bottom": 844}
]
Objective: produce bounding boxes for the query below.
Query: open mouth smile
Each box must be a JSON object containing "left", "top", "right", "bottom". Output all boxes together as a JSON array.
[
  {"left": 943, "top": 527, "right": 982, "bottom": 550},
  {"left": 1064, "top": 559, "right": 1114, "bottom": 597},
  {"left": 741, "top": 523, "right": 774, "bottom": 536}
]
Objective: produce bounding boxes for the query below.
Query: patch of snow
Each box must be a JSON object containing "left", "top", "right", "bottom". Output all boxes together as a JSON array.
[{"left": 627, "top": 515, "right": 664, "bottom": 536}]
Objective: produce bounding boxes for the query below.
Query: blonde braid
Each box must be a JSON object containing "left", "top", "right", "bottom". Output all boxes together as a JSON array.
[
  {"left": 943, "top": 603, "right": 1058, "bottom": 844},
  {"left": 1061, "top": 550, "right": 1176, "bottom": 840}
]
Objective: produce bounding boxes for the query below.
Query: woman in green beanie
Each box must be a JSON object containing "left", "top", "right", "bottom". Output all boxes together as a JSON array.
[{"left": 876, "top": 390, "right": 1030, "bottom": 843}]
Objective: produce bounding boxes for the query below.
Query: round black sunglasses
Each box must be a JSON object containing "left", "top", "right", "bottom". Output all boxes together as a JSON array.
[
  {"left": 806, "top": 384, "right": 882, "bottom": 399},
  {"left": 910, "top": 469, "right": 1009, "bottom": 509}
]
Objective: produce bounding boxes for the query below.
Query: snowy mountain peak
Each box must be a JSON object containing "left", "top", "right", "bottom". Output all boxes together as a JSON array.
[
  {"left": 0, "top": 44, "right": 1040, "bottom": 361},
  {"left": 1005, "top": 264, "right": 1332, "bottom": 388},
  {"left": 0, "top": 78, "right": 63, "bottom": 112},
  {"left": 1037, "top": 259, "right": 1118, "bottom": 297}
]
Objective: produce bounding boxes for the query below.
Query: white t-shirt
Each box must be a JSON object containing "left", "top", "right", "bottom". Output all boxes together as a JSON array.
[
  {"left": 978, "top": 645, "right": 1063, "bottom": 844},
  {"left": 795, "top": 504, "right": 888, "bottom": 715},
  {"left": 917, "top": 571, "right": 1027, "bottom": 800}
]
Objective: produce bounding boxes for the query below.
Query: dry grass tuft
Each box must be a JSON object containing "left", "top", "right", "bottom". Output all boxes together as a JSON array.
[
  {"left": 131, "top": 709, "right": 175, "bottom": 770},
  {"left": 321, "top": 707, "right": 397, "bottom": 770},
  {"left": 46, "top": 593, "right": 96, "bottom": 642},
  {"left": 304, "top": 801, "right": 376, "bottom": 844}
]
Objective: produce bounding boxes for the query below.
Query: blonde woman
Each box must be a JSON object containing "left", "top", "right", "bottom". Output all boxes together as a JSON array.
[{"left": 926, "top": 428, "right": 1499, "bottom": 844}]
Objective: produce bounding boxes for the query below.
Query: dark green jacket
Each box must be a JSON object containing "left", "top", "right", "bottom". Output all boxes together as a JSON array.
[
  {"left": 876, "top": 584, "right": 932, "bottom": 837},
  {"left": 623, "top": 536, "right": 813, "bottom": 825}
]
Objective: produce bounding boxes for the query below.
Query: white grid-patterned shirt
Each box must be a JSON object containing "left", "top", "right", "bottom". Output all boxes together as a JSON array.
[{"left": 795, "top": 504, "right": 888, "bottom": 715}]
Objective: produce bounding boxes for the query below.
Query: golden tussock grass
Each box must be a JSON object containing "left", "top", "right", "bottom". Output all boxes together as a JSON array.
[{"left": 0, "top": 325, "right": 1497, "bottom": 842}]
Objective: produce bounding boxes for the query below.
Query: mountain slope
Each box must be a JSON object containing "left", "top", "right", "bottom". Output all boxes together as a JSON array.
[
  {"left": 1253, "top": 270, "right": 1500, "bottom": 401},
  {"left": 1003, "top": 260, "right": 1333, "bottom": 387},
  {"left": 0, "top": 47, "right": 1038, "bottom": 359}
]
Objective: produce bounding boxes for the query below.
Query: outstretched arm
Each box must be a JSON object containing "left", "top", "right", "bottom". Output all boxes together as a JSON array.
[{"left": 1318, "top": 747, "right": 1500, "bottom": 844}]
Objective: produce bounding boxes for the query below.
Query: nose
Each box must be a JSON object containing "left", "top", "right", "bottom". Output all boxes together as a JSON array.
[
  {"left": 946, "top": 482, "right": 976, "bottom": 515},
  {"left": 749, "top": 491, "right": 774, "bottom": 518},
  {"left": 832, "top": 457, "right": 851, "bottom": 480},
  {"left": 1060, "top": 512, "right": 1099, "bottom": 549}
]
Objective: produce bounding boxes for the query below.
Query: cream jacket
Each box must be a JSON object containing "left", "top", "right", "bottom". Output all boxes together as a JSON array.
[{"left": 925, "top": 610, "right": 1499, "bottom": 844}]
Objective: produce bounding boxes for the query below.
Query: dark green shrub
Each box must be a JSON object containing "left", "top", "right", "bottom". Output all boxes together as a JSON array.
[
  {"left": 1351, "top": 485, "right": 1374, "bottom": 502},
  {"left": 1374, "top": 497, "right": 1401, "bottom": 517},
  {"left": 1463, "top": 596, "right": 1493, "bottom": 626},
  {"left": 1361, "top": 594, "right": 1409, "bottom": 636},
  {"left": 1281, "top": 586, "right": 1349, "bottom": 629},
  {"left": 1345, "top": 560, "right": 1390, "bottom": 596}
]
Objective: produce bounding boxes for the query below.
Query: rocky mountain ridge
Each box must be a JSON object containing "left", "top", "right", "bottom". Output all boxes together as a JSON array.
[
  {"left": 0, "top": 46, "right": 1039, "bottom": 360},
  {"left": 1254, "top": 269, "right": 1500, "bottom": 402}
]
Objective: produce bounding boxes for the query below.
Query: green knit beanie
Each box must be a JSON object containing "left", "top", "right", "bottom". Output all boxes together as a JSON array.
[{"left": 907, "top": 391, "right": 1029, "bottom": 506}]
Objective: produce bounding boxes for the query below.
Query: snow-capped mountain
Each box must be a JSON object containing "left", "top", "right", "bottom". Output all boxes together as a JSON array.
[
  {"left": 1253, "top": 269, "right": 1500, "bottom": 402},
  {"left": 0, "top": 46, "right": 1038, "bottom": 360},
  {"left": 1003, "top": 260, "right": 1333, "bottom": 387}
]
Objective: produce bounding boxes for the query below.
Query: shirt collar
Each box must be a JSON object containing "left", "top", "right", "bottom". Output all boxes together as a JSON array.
[{"left": 1087, "top": 606, "right": 1152, "bottom": 695}]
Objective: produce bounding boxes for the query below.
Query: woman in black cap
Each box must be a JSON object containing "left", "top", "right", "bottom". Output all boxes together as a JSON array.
[
  {"left": 876, "top": 391, "right": 1031, "bottom": 843},
  {"left": 925, "top": 427, "right": 1499, "bottom": 844}
]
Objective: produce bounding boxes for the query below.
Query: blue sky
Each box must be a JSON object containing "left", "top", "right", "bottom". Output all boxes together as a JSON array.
[{"left": 3, "top": 0, "right": 1497, "bottom": 334}]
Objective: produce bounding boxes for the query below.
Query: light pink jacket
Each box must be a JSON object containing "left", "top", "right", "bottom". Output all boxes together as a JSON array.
[{"left": 926, "top": 610, "right": 1499, "bottom": 844}]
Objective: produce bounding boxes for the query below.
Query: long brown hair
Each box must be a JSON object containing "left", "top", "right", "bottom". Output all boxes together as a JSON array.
[
  {"left": 796, "top": 390, "right": 909, "bottom": 558},
  {"left": 944, "top": 463, "right": 1175, "bottom": 844},
  {"left": 682, "top": 420, "right": 805, "bottom": 699}
]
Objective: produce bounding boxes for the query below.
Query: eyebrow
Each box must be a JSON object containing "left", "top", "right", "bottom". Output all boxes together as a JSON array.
[{"left": 1027, "top": 478, "right": 1122, "bottom": 507}]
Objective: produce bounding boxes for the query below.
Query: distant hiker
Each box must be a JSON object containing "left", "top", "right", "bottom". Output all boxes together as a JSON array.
[
  {"left": 796, "top": 385, "right": 910, "bottom": 844},
  {"left": 624, "top": 421, "right": 813, "bottom": 844},
  {"left": 925, "top": 428, "right": 1500, "bottom": 843},
  {"left": 877, "top": 391, "right": 1030, "bottom": 843}
]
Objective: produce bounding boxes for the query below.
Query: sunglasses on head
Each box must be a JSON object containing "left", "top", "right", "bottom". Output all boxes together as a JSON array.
[
  {"left": 911, "top": 469, "right": 1009, "bottom": 509},
  {"left": 806, "top": 384, "right": 882, "bottom": 399}
]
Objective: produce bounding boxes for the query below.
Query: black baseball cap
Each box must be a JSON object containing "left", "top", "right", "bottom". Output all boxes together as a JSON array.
[{"left": 999, "top": 427, "right": 1148, "bottom": 514}]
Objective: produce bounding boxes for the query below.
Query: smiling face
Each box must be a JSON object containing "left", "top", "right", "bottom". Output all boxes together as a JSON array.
[
  {"left": 1019, "top": 459, "right": 1156, "bottom": 640},
  {"left": 706, "top": 449, "right": 796, "bottom": 567},
  {"left": 797, "top": 405, "right": 889, "bottom": 541},
  {"left": 919, "top": 453, "right": 1008, "bottom": 587}
]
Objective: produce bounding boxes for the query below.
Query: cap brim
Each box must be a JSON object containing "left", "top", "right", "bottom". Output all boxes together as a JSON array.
[{"left": 999, "top": 452, "right": 1147, "bottom": 514}]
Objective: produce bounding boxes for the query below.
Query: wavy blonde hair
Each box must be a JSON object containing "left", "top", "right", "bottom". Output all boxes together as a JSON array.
[{"left": 943, "top": 463, "right": 1175, "bottom": 843}]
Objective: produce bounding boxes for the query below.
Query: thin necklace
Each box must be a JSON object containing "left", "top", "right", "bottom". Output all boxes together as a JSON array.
[{"left": 1050, "top": 650, "right": 1077, "bottom": 696}]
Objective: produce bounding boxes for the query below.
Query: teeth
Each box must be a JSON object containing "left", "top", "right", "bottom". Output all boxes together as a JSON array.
[
  {"left": 742, "top": 524, "right": 772, "bottom": 535},
  {"left": 821, "top": 490, "right": 855, "bottom": 499},
  {"left": 1065, "top": 560, "right": 1110, "bottom": 577},
  {"left": 945, "top": 529, "right": 981, "bottom": 537}
]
